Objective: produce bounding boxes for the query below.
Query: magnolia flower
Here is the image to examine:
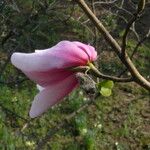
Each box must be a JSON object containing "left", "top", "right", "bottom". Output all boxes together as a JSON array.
[{"left": 11, "top": 41, "right": 97, "bottom": 118}]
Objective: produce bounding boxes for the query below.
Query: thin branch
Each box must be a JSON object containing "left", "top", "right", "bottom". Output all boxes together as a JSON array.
[
  {"left": 118, "top": 29, "right": 150, "bottom": 77},
  {"left": 131, "top": 22, "right": 140, "bottom": 42},
  {"left": 113, "top": 4, "right": 133, "bottom": 16},
  {"left": 0, "top": 102, "right": 28, "bottom": 122},
  {"left": 122, "top": 12, "right": 139, "bottom": 54},
  {"left": 0, "top": 78, "right": 28, "bottom": 85},
  {"left": 131, "top": 29, "right": 150, "bottom": 59},
  {"left": 94, "top": 0, "right": 118, "bottom": 5},
  {"left": 120, "top": 0, "right": 124, "bottom": 8},
  {"left": 95, "top": 0, "right": 139, "bottom": 41},
  {"left": 71, "top": 17, "right": 95, "bottom": 38},
  {"left": 128, "top": 0, "right": 136, "bottom": 9},
  {"left": 91, "top": 0, "right": 98, "bottom": 49},
  {"left": 89, "top": 63, "right": 133, "bottom": 82},
  {"left": 122, "top": 0, "right": 146, "bottom": 54},
  {"left": 70, "top": 66, "right": 133, "bottom": 82},
  {"left": 93, "top": 0, "right": 133, "bottom": 17}
]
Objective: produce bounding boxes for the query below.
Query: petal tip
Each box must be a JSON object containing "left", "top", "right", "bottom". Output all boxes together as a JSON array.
[
  {"left": 29, "top": 100, "right": 40, "bottom": 118},
  {"left": 11, "top": 52, "right": 23, "bottom": 69},
  {"left": 11, "top": 53, "right": 17, "bottom": 66},
  {"left": 29, "top": 109, "right": 37, "bottom": 118}
]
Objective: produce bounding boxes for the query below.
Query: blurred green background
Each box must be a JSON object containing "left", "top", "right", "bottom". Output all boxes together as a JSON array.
[{"left": 0, "top": 0, "right": 150, "bottom": 149}]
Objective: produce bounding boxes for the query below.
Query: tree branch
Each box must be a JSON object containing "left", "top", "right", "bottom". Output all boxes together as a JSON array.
[
  {"left": 122, "top": 0, "right": 146, "bottom": 54},
  {"left": 74, "top": 0, "right": 150, "bottom": 91},
  {"left": 122, "top": 12, "right": 139, "bottom": 54},
  {"left": 70, "top": 65, "right": 133, "bottom": 82},
  {"left": 118, "top": 29, "right": 150, "bottom": 77},
  {"left": 131, "top": 28, "right": 150, "bottom": 59},
  {"left": 89, "top": 63, "right": 133, "bottom": 82}
]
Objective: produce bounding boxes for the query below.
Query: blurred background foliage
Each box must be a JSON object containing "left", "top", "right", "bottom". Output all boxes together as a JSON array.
[{"left": 0, "top": 0, "right": 150, "bottom": 149}]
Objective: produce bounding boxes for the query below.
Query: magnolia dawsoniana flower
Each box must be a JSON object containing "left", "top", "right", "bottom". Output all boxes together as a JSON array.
[{"left": 11, "top": 41, "right": 97, "bottom": 118}]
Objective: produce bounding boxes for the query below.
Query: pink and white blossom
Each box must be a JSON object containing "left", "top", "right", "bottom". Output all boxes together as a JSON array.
[{"left": 11, "top": 41, "right": 97, "bottom": 118}]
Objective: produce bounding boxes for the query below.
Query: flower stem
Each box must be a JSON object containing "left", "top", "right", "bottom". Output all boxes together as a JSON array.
[{"left": 88, "top": 62, "right": 133, "bottom": 82}]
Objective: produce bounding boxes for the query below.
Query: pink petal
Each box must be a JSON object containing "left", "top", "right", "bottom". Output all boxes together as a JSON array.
[
  {"left": 73, "top": 41, "right": 97, "bottom": 61},
  {"left": 24, "top": 69, "right": 73, "bottom": 87},
  {"left": 29, "top": 75, "right": 78, "bottom": 118},
  {"left": 11, "top": 52, "right": 66, "bottom": 72},
  {"left": 11, "top": 41, "right": 90, "bottom": 72}
]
